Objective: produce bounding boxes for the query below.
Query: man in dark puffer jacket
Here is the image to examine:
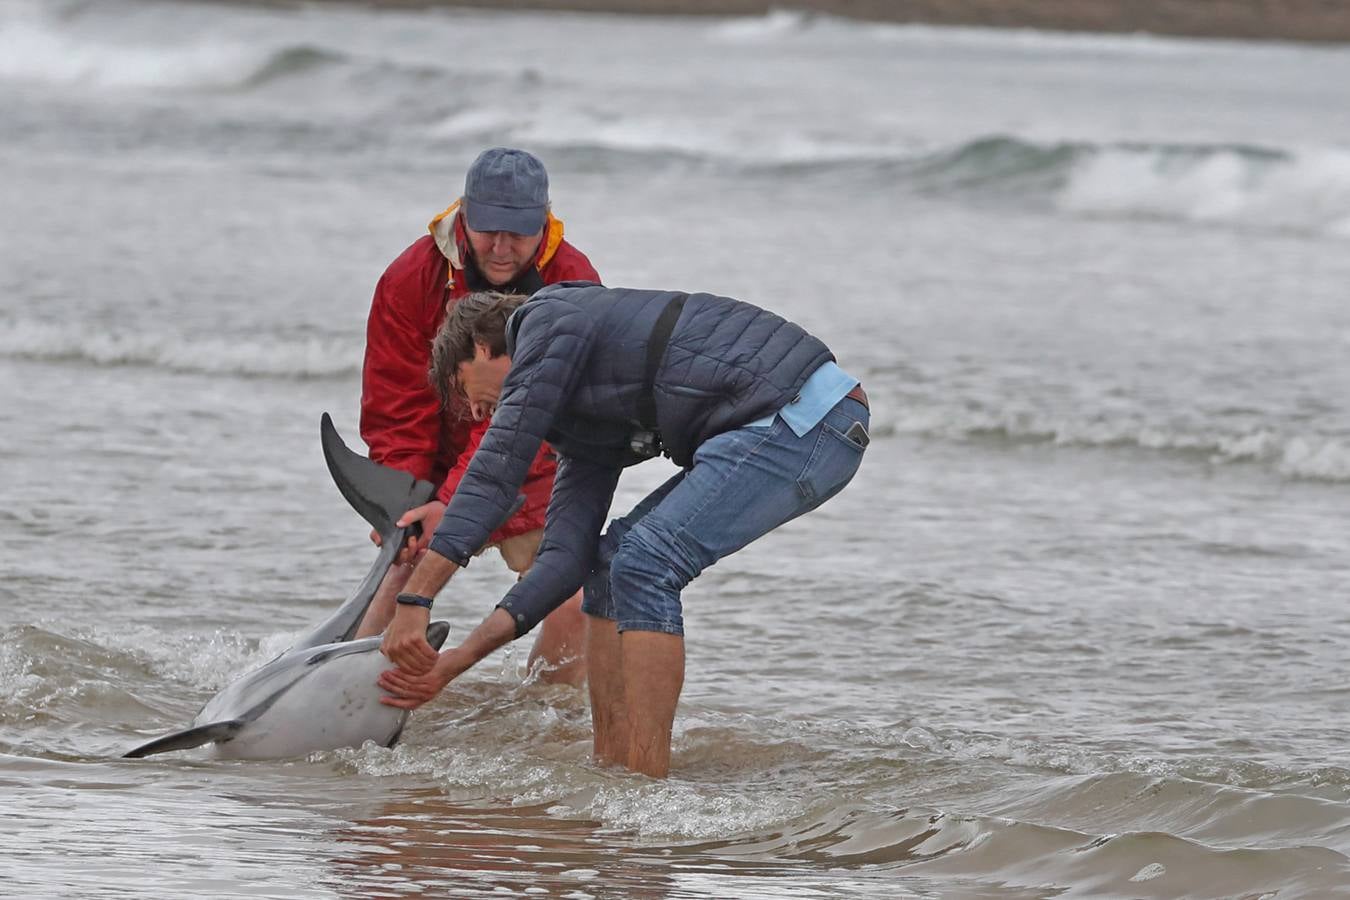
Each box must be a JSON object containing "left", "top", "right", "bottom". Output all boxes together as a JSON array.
[{"left": 378, "top": 284, "right": 870, "bottom": 777}]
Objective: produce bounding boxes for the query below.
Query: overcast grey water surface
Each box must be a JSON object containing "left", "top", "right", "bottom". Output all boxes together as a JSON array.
[{"left": 3, "top": 2, "right": 1350, "bottom": 897}]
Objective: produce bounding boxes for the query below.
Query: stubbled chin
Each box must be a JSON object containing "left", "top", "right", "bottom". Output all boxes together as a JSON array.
[{"left": 484, "top": 264, "right": 520, "bottom": 283}]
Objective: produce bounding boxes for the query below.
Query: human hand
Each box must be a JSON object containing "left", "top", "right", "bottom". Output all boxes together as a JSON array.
[
  {"left": 379, "top": 609, "right": 514, "bottom": 710},
  {"left": 380, "top": 603, "right": 439, "bottom": 675},
  {"left": 394, "top": 501, "right": 446, "bottom": 565},
  {"left": 378, "top": 647, "right": 472, "bottom": 710}
]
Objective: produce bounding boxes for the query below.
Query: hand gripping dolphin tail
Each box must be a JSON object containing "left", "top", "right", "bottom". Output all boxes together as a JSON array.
[{"left": 124, "top": 414, "right": 449, "bottom": 760}]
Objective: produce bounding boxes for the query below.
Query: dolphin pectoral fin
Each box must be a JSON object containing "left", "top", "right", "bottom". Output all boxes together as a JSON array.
[
  {"left": 305, "top": 623, "right": 448, "bottom": 667},
  {"left": 122, "top": 720, "right": 246, "bottom": 759},
  {"left": 305, "top": 635, "right": 382, "bottom": 666}
]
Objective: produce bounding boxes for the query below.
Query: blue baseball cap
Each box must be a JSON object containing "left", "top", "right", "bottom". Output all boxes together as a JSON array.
[{"left": 462, "top": 147, "right": 549, "bottom": 235}]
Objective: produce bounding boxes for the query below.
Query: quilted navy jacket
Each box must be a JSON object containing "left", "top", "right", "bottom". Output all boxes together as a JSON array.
[{"left": 427, "top": 283, "right": 834, "bottom": 635}]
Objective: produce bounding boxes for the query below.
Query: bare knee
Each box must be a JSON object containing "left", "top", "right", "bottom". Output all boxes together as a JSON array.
[
  {"left": 496, "top": 530, "right": 544, "bottom": 575},
  {"left": 529, "top": 589, "right": 588, "bottom": 686}
]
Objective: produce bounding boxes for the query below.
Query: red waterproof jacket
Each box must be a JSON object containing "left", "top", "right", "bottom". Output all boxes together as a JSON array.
[{"left": 360, "top": 200, "right": 600, "bottom": 542}]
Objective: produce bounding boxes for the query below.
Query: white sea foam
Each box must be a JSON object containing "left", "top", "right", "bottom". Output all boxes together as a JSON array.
[
  {"left": 1057, "top": 144, "right": 1350, "bottom": 236},
  {"left": 0, "top": 318, "right": 360, "bottom": 379},
  {"left": 1271, "top": 435, "right": 1350, "bottom": 482},
  {"left": 0, "top": 6, "right": 267, "bottom": 91},
  {"left": 111, "top": 625, "right": 297, "bottom": 692},
  {"left": 0, "top": 631, "right": 45, "bottom": 709},
  {"left": 575, "top": 781, "right": 805, "bottom": 840},
  {"left": 707, "top": 9, "right": 817, "bottom": 43},
  {"left": 428, "top": 107, "right": 523, "bottom": 141},
  {"left": 892, "top": 402, "right": 1350, "bottom": 483},
  {"left": 517, "top": 108, "right": 901, "bottom": 167},
  {"left": 706, "top": 6, "right": 1318, "bottom": 58},
  {"left": 477, "top": 115, "right": 1350, "bottom": 237}
]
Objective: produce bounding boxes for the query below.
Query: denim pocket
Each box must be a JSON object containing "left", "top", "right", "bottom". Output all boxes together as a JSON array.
[{"left": 795, "top": 419, "right": 866, "bottom": 503}]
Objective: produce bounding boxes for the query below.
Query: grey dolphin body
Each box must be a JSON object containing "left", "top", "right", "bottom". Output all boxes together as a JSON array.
[{"left": 124, "top": 414, "right": 448, "bottom": 760}]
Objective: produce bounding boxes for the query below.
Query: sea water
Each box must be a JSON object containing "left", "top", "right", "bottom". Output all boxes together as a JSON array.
[{"left": 2, "top": 1, "right": 1350, "bottom": 896}]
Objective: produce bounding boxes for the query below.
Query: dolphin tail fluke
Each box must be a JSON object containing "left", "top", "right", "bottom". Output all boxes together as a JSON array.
[
  {"left": 320, "top": 413, "right": 437, "bottom": 543},
  {"left": 123, "top": 720, "right": 246, "bottom": 759}
]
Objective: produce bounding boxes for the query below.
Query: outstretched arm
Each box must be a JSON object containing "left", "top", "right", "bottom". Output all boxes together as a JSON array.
[
  {"left": 377, "top": 299, "right": 601, "bottom": 702},
  {"left": 497, "top": 455, "right": 621, "bottom": 635},
  {"left": 378, "top": 550, "right": 461, "bottom": 674},
  {"left": 377, "top": 456, "right": 620, "bottom": 706},
  {"left": 379, "top": 600, "right": 516, "bottom": 710}
]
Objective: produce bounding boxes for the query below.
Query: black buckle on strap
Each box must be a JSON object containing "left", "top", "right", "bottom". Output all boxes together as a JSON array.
[{"left": 632, "top": 293, "right": 688, "bottom": 457}]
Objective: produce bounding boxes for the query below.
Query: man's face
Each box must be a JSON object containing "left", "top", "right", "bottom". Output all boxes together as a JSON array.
[
  {"left": 464, "top": 225, "right": 543, "bottom": 286},
  {"left": 454, "top": 342, "right": 512, "bottom": 422}
]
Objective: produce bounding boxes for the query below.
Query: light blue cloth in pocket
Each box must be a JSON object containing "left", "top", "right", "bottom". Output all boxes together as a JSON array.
[
  {"left": 745, "top": 360, "right": 859, "bottom": 436},
  {"left": 582, "top": 391, "right": 869, "bottom": 635}
]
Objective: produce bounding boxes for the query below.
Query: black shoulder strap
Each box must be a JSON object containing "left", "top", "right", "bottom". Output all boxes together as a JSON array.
[{"left": 638, "top": 293, "right": 687, "bottom": 428}]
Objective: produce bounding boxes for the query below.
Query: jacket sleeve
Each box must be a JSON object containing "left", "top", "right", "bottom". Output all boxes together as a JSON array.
[
  {"left": 496, "top": 455, "right": 621, "bottom": 636},
  {"left": 427, "top": 301, "right": 596, "bottom": 566},
  {"left": 359, "top": 266, "right": 441, "bottom": 482}
]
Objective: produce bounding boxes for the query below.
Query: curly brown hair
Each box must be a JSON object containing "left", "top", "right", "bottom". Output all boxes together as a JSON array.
[{"left": 429, "top": 291, "right": 527, "bottom": 410}]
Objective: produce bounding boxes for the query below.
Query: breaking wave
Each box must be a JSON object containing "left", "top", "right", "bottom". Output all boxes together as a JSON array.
[
  {"left": 888, "top": 397, "right": 1350, "bottom": 483},
  {"left": 237, "top": 45, "right": 348, "bottom": 88},
  {"left": 708, "top": 8, "right": 1306, "bottom": 57},
  {"left": 0, "top": 20, "right": 254, "bottom": 91},
  {"left": 1054, "top": 140, "right": 1350, "bottom": 236},
  {"left": 3, "top": 314, "right": 1344, "bottom": 481},
  {"left": 0, "top": 3, "right": 343, "bottom": 91},
  {"left": 7, "top": 4, "right": 1347, "bottom": 237},
  {"left": 478, "top": 120, "right": 1350, "bottom": 236},
  {"left": 0, "top": 318, "right": 360, "bottom": 379}
]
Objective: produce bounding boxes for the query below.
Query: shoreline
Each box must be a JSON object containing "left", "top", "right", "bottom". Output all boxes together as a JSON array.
[{"left": 241, "top": 0, "right": 1350, "bottom": 44}]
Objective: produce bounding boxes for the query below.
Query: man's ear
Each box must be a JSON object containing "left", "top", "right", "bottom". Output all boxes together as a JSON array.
[{"left": 473, "top": 339, "right": 493, "bottom": 360}]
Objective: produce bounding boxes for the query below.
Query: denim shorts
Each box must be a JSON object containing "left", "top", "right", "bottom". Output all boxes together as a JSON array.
[{"left": 581, "top": 395, "right": 869, "bottom": 635}]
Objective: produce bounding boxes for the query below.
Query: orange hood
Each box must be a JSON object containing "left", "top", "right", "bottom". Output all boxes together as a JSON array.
[{"left": 428, "top": 199, "right": 566, "bottom": 276}]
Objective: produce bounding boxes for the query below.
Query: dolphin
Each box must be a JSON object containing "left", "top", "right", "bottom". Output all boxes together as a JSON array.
[{"left": 124, "top": 413, "right": 448, "bottom": 760}]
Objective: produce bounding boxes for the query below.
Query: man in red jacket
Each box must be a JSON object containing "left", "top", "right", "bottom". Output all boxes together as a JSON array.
[{"left": 356, "top": 148, "right": 599, "bottom": 686}]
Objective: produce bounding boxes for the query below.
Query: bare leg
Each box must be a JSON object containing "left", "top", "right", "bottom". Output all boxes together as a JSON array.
[
  {"left": 526, "top": 591, "right": 586, "bottom": 686},
  {"left": 499, "top": 531, "right": 588, "bottom": 687},
  {"left": 354, "top": 563, "right": 413, "bottom": 638},
  {"left": 619, "top": 630, "right": 684, "bottom": 778},
  {"left": 585, "top": 615, "right": 628, "bottom": 767}
]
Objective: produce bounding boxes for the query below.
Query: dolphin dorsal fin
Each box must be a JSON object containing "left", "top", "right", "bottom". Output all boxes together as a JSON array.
[{"left": 320, "top": 413, "right": 436, "bottom": 542}]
